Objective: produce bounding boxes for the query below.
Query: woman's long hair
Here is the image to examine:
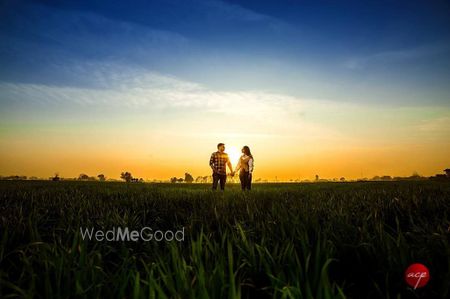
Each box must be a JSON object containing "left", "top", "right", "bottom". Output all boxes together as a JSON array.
[{"left": 242, "top": 146, "right": 253, "bottom": 160}]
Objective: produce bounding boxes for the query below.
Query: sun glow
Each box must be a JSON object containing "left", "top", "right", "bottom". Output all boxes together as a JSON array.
[{"left": 227, "top": 145, "right": 241, "bottom": 167}]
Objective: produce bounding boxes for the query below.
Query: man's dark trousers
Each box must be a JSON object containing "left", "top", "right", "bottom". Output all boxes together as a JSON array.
[{"left": 212, "top": 172, "right": 227, "bottom": 190}]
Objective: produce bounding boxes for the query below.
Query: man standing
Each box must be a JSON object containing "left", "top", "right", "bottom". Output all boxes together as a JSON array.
[{"left": 209, "top": 143, "right": 234, "bottom": 190}]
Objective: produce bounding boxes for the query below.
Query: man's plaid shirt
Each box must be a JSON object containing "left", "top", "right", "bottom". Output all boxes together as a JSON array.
[{"left": 209, "top": 151, "right": 230, "bottom": 175}]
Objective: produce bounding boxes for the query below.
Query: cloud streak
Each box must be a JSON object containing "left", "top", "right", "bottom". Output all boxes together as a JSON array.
[
  {"left": 0, "top": 62, "right": 302, "bottom": 115},
  {"left": 344, "top": 43, "right": 450, "bottom": 70}
]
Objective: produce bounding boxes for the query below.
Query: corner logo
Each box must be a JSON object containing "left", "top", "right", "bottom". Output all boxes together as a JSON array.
[{"left": 404, "top": 263, "right": 430, "bottom": 289}]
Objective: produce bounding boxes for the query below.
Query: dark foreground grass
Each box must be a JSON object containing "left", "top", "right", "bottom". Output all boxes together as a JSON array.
[{"left": 0, "top": 181, "right": 449, "bottom": 298}]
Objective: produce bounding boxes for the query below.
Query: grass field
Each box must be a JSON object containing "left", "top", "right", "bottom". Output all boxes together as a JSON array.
[{"left": 0, "top": 181, "right": 449, "bottom": 298}]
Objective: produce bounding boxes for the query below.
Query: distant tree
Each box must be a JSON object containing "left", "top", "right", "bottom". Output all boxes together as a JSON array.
[
  {"left": 177, "top": 178, "right": 184, "bottom": 183},
  {"left": 315, "top": 175, "right": 319, "bottom": 181},
  {"left": 2, "top": 175, "right": 27, "bottom": 180},
  {"left": 78, "top": 173, "right": 96, "bottom": 181},
  {"left": 98, "top": 174, "right": 106, "bottom": 181},
  {"left": 381, "top": 176, "right": 392, "bottom": 181},
  {"left": 129, "top": 177, "right": 144, "bottom": 183},
  {"left": 170, "top": 177, "right": 178, "bottom": 183},
  {"left": 340, "top": 177, "right": 345, "bottom": 182},
  {"left": 410, "top": 171, "right": 421, "bottom": 179},
  {"left": 184, "top": 173, "right": 194, "bottom": 183},
  {"left": 445, "top": 169, "right": 450, "bottom": 177},
  {"left": 120, "top": 172, "right": 133, "bottom": 183},
  {"left": 78, "top": 173, "right": 89, "bottom": 180},
  {"left": 430, "top": 172, "right": 448, "bottom": 180},
  {"left": 51, "top": 173, "right": 60, "bottom": 181}
]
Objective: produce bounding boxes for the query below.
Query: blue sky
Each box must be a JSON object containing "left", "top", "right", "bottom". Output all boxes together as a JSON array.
[{"left": 1, "top": 0, "right": 450, "bottom": 104}]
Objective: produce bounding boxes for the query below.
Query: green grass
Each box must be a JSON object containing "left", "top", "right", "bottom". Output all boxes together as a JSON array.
[{"left": 0, "top": 181, "right": 449, "bottom": 298}]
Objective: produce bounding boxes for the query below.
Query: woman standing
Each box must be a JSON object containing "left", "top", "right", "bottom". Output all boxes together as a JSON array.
[{"left": 235, "top": 146, "right": 254, "bottom": 190}]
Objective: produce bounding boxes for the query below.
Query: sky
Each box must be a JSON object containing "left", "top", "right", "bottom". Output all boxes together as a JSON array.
[{"left": 0, "top": 0, "right": 449, "bottom": 180}]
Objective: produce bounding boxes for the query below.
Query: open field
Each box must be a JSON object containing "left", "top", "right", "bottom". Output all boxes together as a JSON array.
[{"left": 0, "top": 181, "right": 449, "bottom": 298}]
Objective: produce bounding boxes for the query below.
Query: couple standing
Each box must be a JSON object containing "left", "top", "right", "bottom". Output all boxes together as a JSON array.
[{"left": 209, "top": 143, "right": 254, "bottom": 191}]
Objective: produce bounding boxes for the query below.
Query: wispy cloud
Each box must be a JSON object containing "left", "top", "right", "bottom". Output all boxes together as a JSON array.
[
  {"left": 0, "top": 62, "right": 300, "bottom": 113},
  {"left": 200, "top": 0, "right": 274, "bottom": 22},
  {"left": 344, "top": 43, "right": 450, "bottom": 70},
  {"left": 416, "top": 116, "right": 450, "bottom": 133}
]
